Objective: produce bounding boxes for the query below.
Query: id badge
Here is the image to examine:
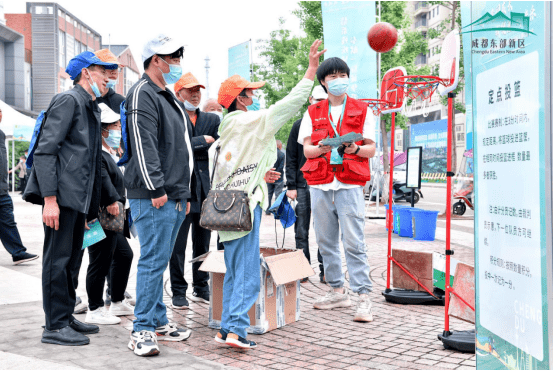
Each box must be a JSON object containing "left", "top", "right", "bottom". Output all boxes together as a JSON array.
[{"left": 330, "top": 148, "right": 343, "bottom": 165}]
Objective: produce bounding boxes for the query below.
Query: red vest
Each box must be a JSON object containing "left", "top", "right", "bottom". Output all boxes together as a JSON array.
[{"left": 300, "top": 96, "right": 371, "bottom": 187}]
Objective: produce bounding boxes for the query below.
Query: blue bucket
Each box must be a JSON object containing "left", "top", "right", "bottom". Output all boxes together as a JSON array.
[
  {"left": 392, "top": 205, "right": 408, "bottom": 234},
  {"left": 411, "top": 209, "right": 440, "bottom": 241},
  {"left": 397, "top": 207, "right": 421, "bottom": 237}
]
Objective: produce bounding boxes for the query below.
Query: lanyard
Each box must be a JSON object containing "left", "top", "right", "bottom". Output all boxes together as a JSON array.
[{"left": 328, "top": 97, "right": 347, "bottom": 138}]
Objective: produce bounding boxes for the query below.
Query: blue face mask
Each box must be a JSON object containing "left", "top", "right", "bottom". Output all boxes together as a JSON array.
[
  {"left": 104, "top": 129, "right": 122, "bottom": 149},
  {"left": 85, "top": 68, "right": 102, "bottom": 97},
  {"left": 106, "top": 79, "right": 117, "bottom": 90},
  {"left": 247, "top": 96, "right": 260, "bottom": 111},
  {"left": 326, "top": 77, "right": 349, "bottom": 96},
  {"left": 158, "top": 57, "right": 182, "bottom": 85}
]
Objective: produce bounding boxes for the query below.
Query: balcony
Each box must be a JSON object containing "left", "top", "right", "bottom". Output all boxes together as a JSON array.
[
  {"left": 415, "top": 53, "right": 427, "bottom": 65},
  {"left": 414, "top": 1, "right": 429, "bottom": 16},
  {"left": 415, "top": 17, "right": 428, "bottom": 30}
]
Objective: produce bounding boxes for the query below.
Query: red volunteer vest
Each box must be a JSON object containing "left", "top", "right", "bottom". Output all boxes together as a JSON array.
[{"left": 300, "top": 96, "right": 371, "bottom": 186}]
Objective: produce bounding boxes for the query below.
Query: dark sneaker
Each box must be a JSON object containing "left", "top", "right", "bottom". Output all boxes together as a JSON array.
[
  {"left": 74, "top": 296, "right": 87, "bottom": 314},
  {"left": 214, "top": 329, "right": 228, "bottom": 344},
  {"left": 320, "top": 274, "right": 326, "bottom": 284},
  {"left": 191, "top": 291, "right": 209, "bottom": 304},
  {"left": 301, "top": 277, "right": 309, "bottom": 283},
  {"left": 70, "top": 319, "right": 99, "bottom": 335},
  {"left": 42, "top": 325, "right": 89, "bottom": 346},
  {"left": 13, "top": 252, "right": 38, "bottom": 265},
  {"left": 225, "top": 333, "right": 257, "bottom": 349},
  {"left": 171, "top": 295, "right": 189, "bottom": 310},
  {"left": 128, "top": 330, "right": 159, "bottom": 357},
  {"left": 155, "top": 323, "right": 192, "bottom": 342}
]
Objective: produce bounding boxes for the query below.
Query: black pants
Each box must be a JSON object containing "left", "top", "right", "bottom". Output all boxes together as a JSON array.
[
  {"left": 295, "top": 187, "right": 324, "bottom": 276},
  {"left": 266, "top": 181, "right": 284, "bottom": 212},
  {"left": 0, "top": 194, "right": 27, "bottom": 258},
  {"left": 42, "top": 206, "right": 86, "bottom": 330},
  {"left": 169, "top": 212, "right": 210, "bottom": 297},
  {"left": 86, "top": 230, "right": 118, "bottom": 311},
  {"left": 217, "top": 235, "right": 225, "bottom": 251},
  {"left": 106, "top": 233, "right": 134, "bottom": 302}
]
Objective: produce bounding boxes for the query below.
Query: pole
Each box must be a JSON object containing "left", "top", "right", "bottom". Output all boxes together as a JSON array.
[
  {"left": 385, "top": 112, "right": 395, "bottom": 290},
  {"left": 444, "top": 92, "right": 455, "bottom": 335},
  {"left": 411, "top": 189, "right": 415, "bottom": 208}
]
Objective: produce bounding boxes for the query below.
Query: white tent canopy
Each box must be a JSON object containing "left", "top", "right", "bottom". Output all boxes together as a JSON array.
[{"left": 0, "top": 99, "right": 36, "bottom": 140}]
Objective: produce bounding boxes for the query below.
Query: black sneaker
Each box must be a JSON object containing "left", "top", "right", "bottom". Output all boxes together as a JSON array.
[
  {"left": 191, "top": 291, "right": 209, "bottom": 304},
  {"left": 214, "top": 329, "right": 228, "bottom": 344},
  {"left": 171, "top": 295, "right": 189, "bottom": 310},
  {"left": 300, "top": 277, "right": 309, "bottom": 283},
  {"left": 320, "top": 274, "right": 326, "bottom": 284},
  {"left": 13, "top": 252, "right": 39, "bottom": 265},
  {"left": 225, "top": 333, "right": 257, "bottom": 349}
]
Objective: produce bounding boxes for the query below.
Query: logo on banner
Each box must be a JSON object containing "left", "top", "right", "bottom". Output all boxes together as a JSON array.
[{"left": 463, "top": 3, "right": 538, "bottom": 55}]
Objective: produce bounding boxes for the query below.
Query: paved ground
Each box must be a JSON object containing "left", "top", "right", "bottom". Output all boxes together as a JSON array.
[{"left": 1, "top": 192, "right": 476, "bottom": 370}]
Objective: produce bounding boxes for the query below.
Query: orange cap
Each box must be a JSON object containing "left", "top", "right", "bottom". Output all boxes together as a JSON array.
[
  {"left": 218, "top": 75, "right": 265, "bottom": 109},
  {"left": 174, "top": 72, "right": 205, "bottom": 93},
  {"left": 95, "top": 49, "right": 123, "bottom": 67}
]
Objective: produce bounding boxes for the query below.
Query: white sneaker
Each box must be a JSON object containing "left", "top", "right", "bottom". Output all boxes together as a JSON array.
[
  {"left": 128, "top": 330, "right": 159, "bottom": 357},
  {"left": 313, "top": 287, "right": 351, "bottom": 310},
  {"left": 155, "top": 323, "right": 192, "bottom": 342},
  {"left": 110, "top": 300, "right": 134, "bottom": 316},
  {"left": 85, "top": 307, "right": 121, "bottom": 325},
  {"left": 354, "top": 294, "right": 373, "bottom": 322}
]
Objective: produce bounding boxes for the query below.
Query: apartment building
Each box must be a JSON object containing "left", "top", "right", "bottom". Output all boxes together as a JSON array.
[
  {"left": 7, "top": 2, "right": 102, "bottom": 112},
  {"left": 407, "top": 1, "right": 467, "bottom": 164}
]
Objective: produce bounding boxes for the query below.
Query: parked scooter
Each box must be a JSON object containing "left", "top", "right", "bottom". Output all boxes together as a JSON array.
[{"left": 370, "top": 180, "right": 423, "bottom": 204}]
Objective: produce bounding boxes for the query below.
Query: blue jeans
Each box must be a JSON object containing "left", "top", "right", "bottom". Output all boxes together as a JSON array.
[
  {"left": 220, "top": 205, "right": 262, "bottom": 339},
  {"left": 0, "top": 194, "right": 27, "bottom": 258},
  {"left": 129, "top": 199, "right": 187, "bottom": 332},
  {"left": 310, "top": 187, "right": 372, "bottom": 294}
]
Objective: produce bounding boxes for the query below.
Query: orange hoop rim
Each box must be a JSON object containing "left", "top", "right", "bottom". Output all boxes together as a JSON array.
[
  {"left": 393, "top": 75, "right": 449, "bottom": 102},
  {"left": 360, "top": 98, "right": 391, "bottom": 116}
]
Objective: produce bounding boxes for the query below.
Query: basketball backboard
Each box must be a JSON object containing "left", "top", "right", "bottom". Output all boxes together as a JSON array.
[
  {"left": 380, "top": 66, "right": 407, "bottom": 114},
  {"left": 438, "top": 29, "right": 460, "bottom": 96}
]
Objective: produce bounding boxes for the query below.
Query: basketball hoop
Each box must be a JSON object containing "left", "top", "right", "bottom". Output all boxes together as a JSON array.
[
  {"left": 394, "top": 75, "right": 449, "bottom": 103},
  {"left": 360, "top": 98, "right": 390, "bottom": 116}
]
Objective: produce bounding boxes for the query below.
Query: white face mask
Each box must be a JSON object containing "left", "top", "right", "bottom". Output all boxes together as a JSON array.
[
  {"left": 212, "top": 111, "right": 223, "bottom": 121},
  {"left": 184, "top": 100, "right": 199, "bottom": 111}
]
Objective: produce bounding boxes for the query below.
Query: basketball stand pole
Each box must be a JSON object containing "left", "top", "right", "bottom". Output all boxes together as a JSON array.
[
  {"left": 437, "top": 92, "right": 476, "bottom": 352},
  {"left": 382, "top": 113, "right": 443, "bottom": 305}
]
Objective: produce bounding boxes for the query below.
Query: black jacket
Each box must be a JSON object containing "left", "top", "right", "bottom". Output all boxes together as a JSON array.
[
  {"left": 124, "top": 74, "right": 194, "bottom": 201},
  {"left": 188, "top": 109, "right": 220, "bottom": 213},
  {"left": 0, "top": 129, "right": 8, "bottom": 195},
  {"left": 100, "top": 150, "right": 125, "bottom": 207},
  {"left": 97, "top": 88, "right": 125, "bottom": 114},
  {"left": 24, "top": 85, "right": 102, "bottom": 219},
  {"left": 285, "top": 119, "right": 307, "bottom": 190},
  {"left": 273, "top": 149, "right": 285, "bottom": 185}
]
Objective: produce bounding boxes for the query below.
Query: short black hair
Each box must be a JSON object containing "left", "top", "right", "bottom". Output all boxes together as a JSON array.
[
  {"left": 143, "top": 46, "right": 185, "bottom": 70},
  {"left": 73, "top": 72, "right": 82, "bottom": 85},
  {"left": 227, "top": 89, "right": 248, "bottom": 113},
  {"left": 316, "top": 57, "right": 350, "bottom": 93}
]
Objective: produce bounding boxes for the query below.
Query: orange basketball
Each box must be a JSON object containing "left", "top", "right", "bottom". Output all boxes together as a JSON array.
[{"left": 367, "top": 22, "right": 398, "bottom": 53}]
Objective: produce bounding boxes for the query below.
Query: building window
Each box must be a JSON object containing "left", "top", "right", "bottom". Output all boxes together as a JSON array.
[
  {"left": 59, "top": 30, "right": 65, "bottom": 68},
  {"left": 456, "top": 133, "right": 465, "bottom": 142},
  {"left": 66, "top": 34, "right": 75, "bottom": 62},
  {"left": 74, "top": 38, "right": 81, "bottom": 55}
]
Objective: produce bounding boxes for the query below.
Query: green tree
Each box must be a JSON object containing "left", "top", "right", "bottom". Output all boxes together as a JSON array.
[
  {"left": 254, "top": 1, "right": 323, "bottom": 145},
  {"left": 377, "top": 1, "right": 430, "bottom": 172}
]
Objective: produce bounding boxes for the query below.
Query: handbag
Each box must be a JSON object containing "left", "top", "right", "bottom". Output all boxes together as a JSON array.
[
  {"left": 199, "top": 145, "right": 253, "bottom": 232},
  {"left": 98, "top": 201, "right": 125, "bottom": 233}
]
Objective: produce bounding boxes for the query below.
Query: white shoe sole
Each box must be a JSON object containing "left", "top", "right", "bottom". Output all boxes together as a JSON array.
[
  {"left": 156, "top": 329, "right": 192, "bottom": 342},
  {"left": 171, "top": 303, "right": 189, "bottom": 310},
  {"left": 110, "top": 309, "right": 134, "bottom": 316},
  {"left": 189, "top": 295, "right": 209, "bottom": 304},
  {"left": 13, "top": 255, "right": 39, "bottom": 265},
  {"left": 214, "top": 334, "right": 227, "bottom": 344},
  {"left": 354, "top": 313, "right": 374, "bottom": 322},
  {"left": 225, "top": 337, "right": 256, "bottom": 349},
  {"left": 313, "top": 298, "right": 351, "bottom": 310},
  {"left": 74, "top": 304, "right": 88, "bottom": 314},
  {"left": 128, "top": 339, "right": 160, "bottom": 356},
  {"left": 85, "top": 316, "right": 121, "bottom": 325}
]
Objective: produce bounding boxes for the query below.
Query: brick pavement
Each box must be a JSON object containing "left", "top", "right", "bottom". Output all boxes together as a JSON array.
[{"left": 1, "top": 193, "right": 476, "bottom": 370}]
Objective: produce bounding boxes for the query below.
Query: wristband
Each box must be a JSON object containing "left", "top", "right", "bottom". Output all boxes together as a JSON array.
[{"left": 354, "top": 145, "right": 361, "bottom": 155}]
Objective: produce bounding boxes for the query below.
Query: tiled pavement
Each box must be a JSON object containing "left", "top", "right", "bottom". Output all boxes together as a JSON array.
[{"left": 1, "top": 193, "right": 476, "bottom": 370}]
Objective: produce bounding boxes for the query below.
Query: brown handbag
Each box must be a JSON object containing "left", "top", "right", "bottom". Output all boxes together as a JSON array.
[
  {"left": 98, "top": 201, "right": 125, "bottom": 234},
  {"left": 199, "top": 145, "right": 253, "bottom": 232}
]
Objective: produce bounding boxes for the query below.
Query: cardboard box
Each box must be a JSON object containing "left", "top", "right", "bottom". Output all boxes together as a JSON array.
[
  {"left": 432, "top": 252, "right": 461, "bottom": 291},
  {"left": 197, "top": 248, "right": 314, "bottom": 334},
  {"left": 448, "top": 262, "right": 475, "bottom": 324},
  {"left": 392, "top": 248, "right": 434, "bottom": 292}
]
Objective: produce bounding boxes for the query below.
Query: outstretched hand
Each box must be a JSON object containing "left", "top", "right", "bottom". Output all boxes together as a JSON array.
[{"left": 305, "top": 39, "right": 326, "bottom": 81}]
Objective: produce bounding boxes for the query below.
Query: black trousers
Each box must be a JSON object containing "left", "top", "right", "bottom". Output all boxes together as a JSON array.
[
  {"left": 105, "top": 233, "right": 134, "bottom": 303},
  {"left": 0, "top": 194, "right": 27, "bottom": 258},
  {"left": 42, "top": 206, "right": 86, "bottom": 330},
  {"left": 86, "top": 230, "right": 118, "bottom": 311},
  {"left": 295, "top": 187, "right": 324, "bottom": 276},
  {"left": 217, "top": 235, "right": 225, "bottom": 251},
  {"left": 169, "top": 212, "right": 210, "bottom": 297}
]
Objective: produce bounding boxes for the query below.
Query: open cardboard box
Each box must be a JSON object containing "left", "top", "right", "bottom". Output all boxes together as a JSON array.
[{"left": 195, "top": 248, "right": 314, "bottom": 334}]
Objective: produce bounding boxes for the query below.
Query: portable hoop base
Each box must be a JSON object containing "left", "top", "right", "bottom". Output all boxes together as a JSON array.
[
  {"left": 382, "top": 288, "right": 444, "bottom": 305},
  {"left": 438, "top": 330, "right": 476, "bottom": 353}
]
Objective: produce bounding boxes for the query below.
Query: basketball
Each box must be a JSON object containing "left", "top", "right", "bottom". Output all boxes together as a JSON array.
[{"left": 367, "top": 22, "right": 398, "bottom": 53}]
